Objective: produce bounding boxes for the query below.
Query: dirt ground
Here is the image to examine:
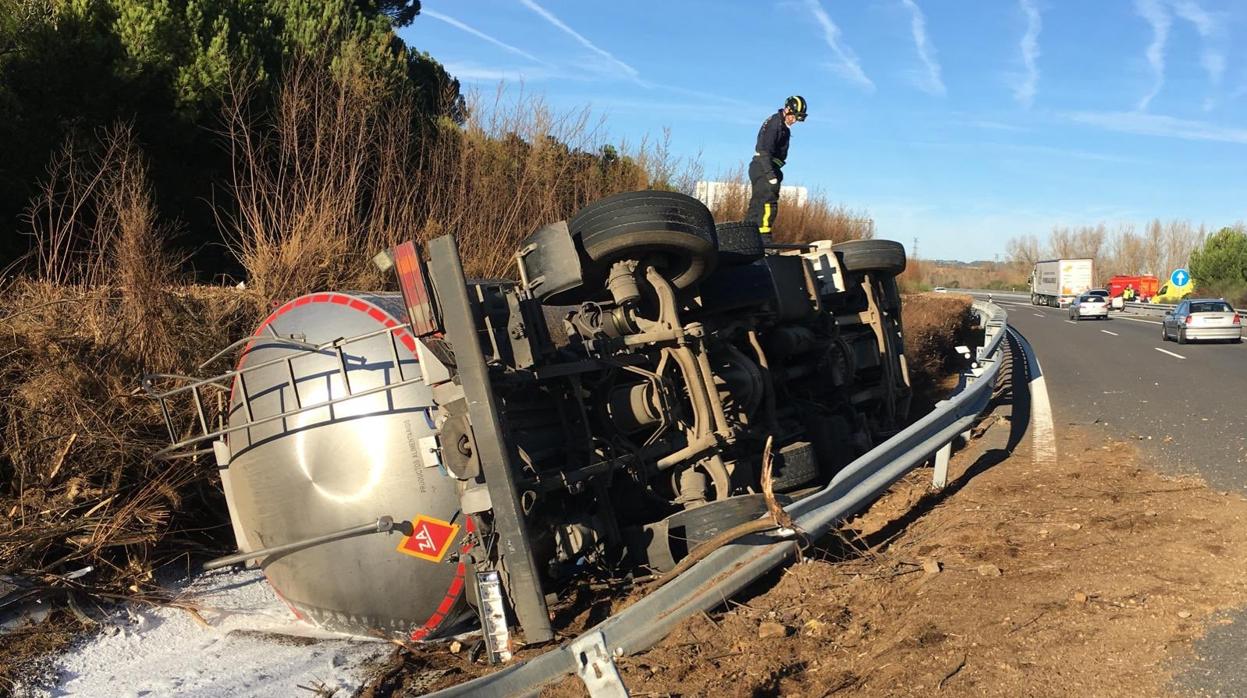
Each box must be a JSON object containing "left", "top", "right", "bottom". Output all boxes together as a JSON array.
[
  {"left": 365, "top": 397, "right": 1247, "bottom": 697},
  {"left": 556, "top": 420, "right": 1247, "bottom": 697}
]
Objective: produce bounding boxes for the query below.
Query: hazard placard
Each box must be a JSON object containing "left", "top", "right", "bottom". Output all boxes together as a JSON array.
[{"left": 396, "top": 515, "right": 460, "bottom": 562}]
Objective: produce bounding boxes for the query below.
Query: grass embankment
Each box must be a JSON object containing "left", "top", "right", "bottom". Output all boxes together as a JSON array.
[{"left": 901, "top": 292, "right": 978, "bottom": 409}]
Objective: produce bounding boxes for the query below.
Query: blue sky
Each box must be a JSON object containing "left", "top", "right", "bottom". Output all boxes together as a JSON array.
[{"left": 402, "top": 1, "right": 1247, "bottom": 262}]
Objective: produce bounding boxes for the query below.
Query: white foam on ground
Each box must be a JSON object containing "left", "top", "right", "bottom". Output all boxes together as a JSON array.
[{"left": 25, "top": 569, "right": 390, "bottom": 697}]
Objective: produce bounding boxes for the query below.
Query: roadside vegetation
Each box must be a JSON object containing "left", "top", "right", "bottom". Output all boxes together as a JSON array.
[
  {"left": 1000, "top": 221, "right": 1247, "bottom": 304},
  {"left": 0, "top": 2, "right": 882, "bottom": 687},
  {"left": 1189, "top": 227, "right": 1247, "bottom": 306}
]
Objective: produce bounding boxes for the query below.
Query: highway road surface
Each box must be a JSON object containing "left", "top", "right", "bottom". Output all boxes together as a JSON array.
[
  {"left": 969, "top": 290, "right": 1247, "bottom": 697},
  {"left": 975, "top": 291, "right": 1247, "bottom": 494}
]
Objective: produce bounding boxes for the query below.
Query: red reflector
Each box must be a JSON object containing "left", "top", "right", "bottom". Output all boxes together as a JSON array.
[{"left": 392, "top": 241, "right": 441, "bottom": 337}]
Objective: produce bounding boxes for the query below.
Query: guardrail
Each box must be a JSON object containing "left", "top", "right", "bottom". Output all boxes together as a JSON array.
[
  {"left": 1115, "top": 301, "right": 1243, "bottom": 317},
  {"left": 427, "top": 299, "right": 1011, "bottom": 697}
]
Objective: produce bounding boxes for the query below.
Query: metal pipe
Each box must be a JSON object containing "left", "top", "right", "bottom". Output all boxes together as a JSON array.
[
  {"left": 645, "top": 266, "right": 681, "bottom": 330},
  {"left": 622, "top": 329, "right": 681, "bottom": 346},
  {"left": 700, "top": 453, "right": 732, "bottom": 500},
  {"left": 693, "top": 343, "right": 731, "bottom": 437},
  {"left": 203, "top": 516, "right": 401, "bottom": 570},
  {"left": 747, "top": 330, "right": 779, "bottom": 432},
  {"left": 656, "top": 434, "right": 717, "bottom": 470},
  {"left": 150, "top": 376, "right": 433, "bottom": 459},
  {"left": 670, "top": 347, "right": 710, "bottom": 439}
]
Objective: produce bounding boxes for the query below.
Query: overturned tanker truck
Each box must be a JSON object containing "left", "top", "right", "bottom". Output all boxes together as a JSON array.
[{"left": 145, "top": 190, "right": 911, "bottom": 651}]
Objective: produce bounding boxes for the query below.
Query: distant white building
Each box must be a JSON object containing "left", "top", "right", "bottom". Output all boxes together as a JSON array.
[{"left": 694, "top": 180, "right": 809, "bottom": 210}]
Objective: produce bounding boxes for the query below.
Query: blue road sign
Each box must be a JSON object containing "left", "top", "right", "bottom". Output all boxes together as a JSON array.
[{"left": 1170, "top": 268, "right": 1190, "bottom": 287}]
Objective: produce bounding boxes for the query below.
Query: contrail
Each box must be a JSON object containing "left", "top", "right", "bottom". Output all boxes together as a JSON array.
[
  {"left": 900, "top": 0, "right": 945, "bottom": 95},
  {"left": 517, "top": 0, "right": 639, "bottom": 80},
  {"left": 1014, "top": 0, "right": 1042, "bottom": 107},
  {"left": 803, "top": 0, "right": 875, "bottom": 91},
  {"left": 423, "top": 9, "right": 546, "bottom": 65}
]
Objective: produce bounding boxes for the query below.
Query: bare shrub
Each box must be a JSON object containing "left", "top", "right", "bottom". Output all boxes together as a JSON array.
[
  {"left": 1006, "top": 219, "right": 1208, "bottom": 284},
  {"left": 0, "top": 281, "right": 262, "bottom": 599},
  {"left": 222, "top": 68, "right": 707, "bottom": 292},
  {"left": 902, "top": 293, "right": 975, "bottom": 397},
  {"left": 4, "top": 127, "right": 262, "bottom": 607},
  {"left": 898, "top": 256, "right": 931, "bottom": 293},
  {"left": 24, "top": 123, "right": 183, "bottom": 364},
  {"left": 411, "top": 88, "right": 702, "bottom": 278},
  {"left": 221, "top": 61, "right": 408, "bottom": 300},
  {"left": 698, "top": 166, "right": 874, "bottom": 245}
]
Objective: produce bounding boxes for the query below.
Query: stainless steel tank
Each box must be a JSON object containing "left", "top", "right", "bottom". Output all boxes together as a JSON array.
[{"left": 224, "top": 292, "right": 468, "bottom": 640}]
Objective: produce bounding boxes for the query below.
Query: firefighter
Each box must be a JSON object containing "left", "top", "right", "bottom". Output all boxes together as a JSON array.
[
  {"left": 1124, "top": 284, "right": 1135, "bottom": 303},
  {"left": 747, "top": 95, "right": 807, "bottom": 237}
]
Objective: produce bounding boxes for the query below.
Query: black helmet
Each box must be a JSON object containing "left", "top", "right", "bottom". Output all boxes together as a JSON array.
[{"left": 785, "top": 95, "right": 808, "bottom": 121}]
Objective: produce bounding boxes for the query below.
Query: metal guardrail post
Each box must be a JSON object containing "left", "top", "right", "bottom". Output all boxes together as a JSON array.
[
  {"left": 932, "top": 438, "right": 952, "bottom": 488},
  {"left": 569, "top": 631, "right": 629, "bottom": 697}
]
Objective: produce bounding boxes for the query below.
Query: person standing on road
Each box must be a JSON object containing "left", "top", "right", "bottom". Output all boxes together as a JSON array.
[
  {"left": 747, "top": 96, "right": 807, "bottom": 237},
  {"left": 1124, "top": 285, "right": 1135, "bottom": 303}
]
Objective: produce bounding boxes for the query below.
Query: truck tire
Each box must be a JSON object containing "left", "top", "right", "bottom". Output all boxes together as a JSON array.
[
  {"left": 832, "top": 240, "right": 906, "bottom": 276},
  {"left": 570, "top": 191, "right": 718, "bottom": 292},
  {"left": 771, "top": 440, "right": 819, "bottom": 491},
  {"left": 714, "top": 221, "right": 765, "bottom": 266}
]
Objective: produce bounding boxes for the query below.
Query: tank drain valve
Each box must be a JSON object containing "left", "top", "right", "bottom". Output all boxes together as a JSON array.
[{"left": 203, "top": 515, "right": 407, "bottom": 570}]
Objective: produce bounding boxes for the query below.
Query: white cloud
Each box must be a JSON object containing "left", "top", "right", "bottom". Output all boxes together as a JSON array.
[
  {"left": 441, "top": 62, "right": 559, "bottom": 83},
  {"left": 1133, "top": 0, "right": 1225, "bottom": 111},
  {"left": 1013, "top": 0, "right": 1042, "bottom": 107},
  {"left": 423, "top": 10, "right": 546, "bottom": 65},
  {"left": 517, "top": 0, "right": 640, "bottom": 82},
  {"left": 1134, "top": 0, "right": 1170, "bottom": 111},
  {"left": 1171, "top": 0, "right": 1226, "bottom": 87},
  {"left": 899, "top": 0, "right": 945, "bottom": 96},
  {"left": 1068, "top": 110, "right": 1247, "bottom": 144},
  {"left": 803, "top": 0, "right": 875, "bottom": 92}
]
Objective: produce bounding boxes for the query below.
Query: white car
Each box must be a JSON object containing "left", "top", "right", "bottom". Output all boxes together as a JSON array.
[
  {"left": 1161, "top": 299, "right": 1242, "bottom": 343},
  {"left": 1069, "top": 294, "right": 1109, "bottom": 321},
  {"left": 933, "top": 286, "right": 947, "bottom": 293}
]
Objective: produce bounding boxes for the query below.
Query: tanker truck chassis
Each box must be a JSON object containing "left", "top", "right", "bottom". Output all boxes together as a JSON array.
[{"left": 144, "top": 191, "right": 912, "bottom": 651}]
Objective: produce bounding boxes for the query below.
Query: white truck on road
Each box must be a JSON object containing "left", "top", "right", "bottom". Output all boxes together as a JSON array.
[{"left": 1030, "top": 258, "right": 1094, "bottom": 307}]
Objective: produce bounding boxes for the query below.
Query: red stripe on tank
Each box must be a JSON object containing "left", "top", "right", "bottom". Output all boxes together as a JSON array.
[{"left": 409, "top": 517, "right": 475, "bottom": 642}]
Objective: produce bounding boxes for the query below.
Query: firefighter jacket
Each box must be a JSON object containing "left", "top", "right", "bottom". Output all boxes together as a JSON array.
[{"left": 753, "top": 109, "right": 791, "bottom": 181}]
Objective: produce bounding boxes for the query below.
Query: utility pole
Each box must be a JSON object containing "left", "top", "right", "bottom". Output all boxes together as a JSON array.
[{"left": 912, "top": 237, "right": 919, "bottom": 260}]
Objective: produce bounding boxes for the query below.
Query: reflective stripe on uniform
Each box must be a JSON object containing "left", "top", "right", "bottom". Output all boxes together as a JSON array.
[
  {"left": 754, "top": 152, "right": 784, "bottom": 168},
  {"left": 761, "top": 203, "right": 773, "bottom": 233},
  {"left": 794, "top": 96, "right": 804, "bottom": 113}
]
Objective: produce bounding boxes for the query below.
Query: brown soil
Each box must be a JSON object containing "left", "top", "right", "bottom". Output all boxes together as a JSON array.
[{"left": 566, "top": 421, "right": 1247, "bottom": 698}]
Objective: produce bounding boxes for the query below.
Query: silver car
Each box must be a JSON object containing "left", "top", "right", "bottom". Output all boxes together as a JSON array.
[
  {"left": 1162, "top": 299, "right": 1242, "bottom": 344},
  {"left": 1069, "top": 294, "right": 1109, "bottom": 321}
]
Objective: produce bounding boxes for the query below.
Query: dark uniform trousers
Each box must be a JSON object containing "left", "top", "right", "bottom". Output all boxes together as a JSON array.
[{"left": 747, "top": 157, "right": 783, "bottom": 233}]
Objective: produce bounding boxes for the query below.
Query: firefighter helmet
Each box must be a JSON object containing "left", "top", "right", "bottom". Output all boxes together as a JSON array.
[{"left": 785, "top": 95, "right": 808, "bottom": 121}]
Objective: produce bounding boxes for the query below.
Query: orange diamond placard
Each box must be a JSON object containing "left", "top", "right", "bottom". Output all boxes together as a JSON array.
[{"left": 397, "top": 515, "right": 460, "bottom": 562}]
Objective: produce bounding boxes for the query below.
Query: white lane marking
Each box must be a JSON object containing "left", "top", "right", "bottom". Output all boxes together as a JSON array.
[
  {"left": 1029, "top": 371, "right": 1058, "bottom": 469},
  {"left": 1116, "top": 316, "right": 1162, "bottom": 326},
  {"left": 1101, "top": 329, "right": 1118, "bottom": 336},
  {"left": 1064, "top": 320, "right": 1077, "bottom": 325},
  {"left": 1033, "top": 313, "right": 1045, "bottom": 317},
  {"left": 1155, "top": 347, "right": 1186, "bottom": 360}
]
